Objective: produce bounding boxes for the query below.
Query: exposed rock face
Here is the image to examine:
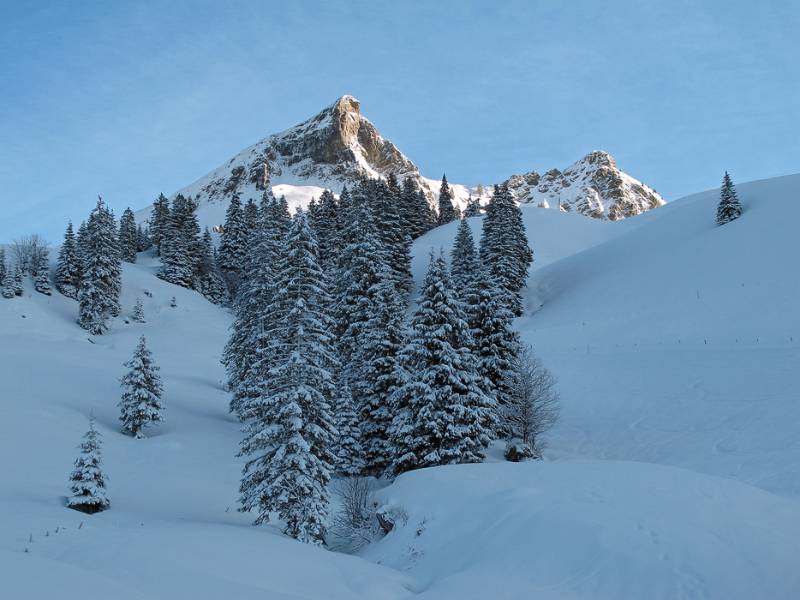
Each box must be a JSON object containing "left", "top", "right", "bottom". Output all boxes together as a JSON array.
[
  {"left": 503, "top": 151, "right": 665, "bottom": 220},
  {"left": 177, "top": 95, "right": 428, "bottom": 210},
  {"left": 153, "top": 96, "right": 665, "bottom": 227}
]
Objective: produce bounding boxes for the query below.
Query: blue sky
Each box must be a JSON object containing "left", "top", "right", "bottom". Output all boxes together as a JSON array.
[{"left": 1, "top": 0, "right": 798, "bottom": 240}]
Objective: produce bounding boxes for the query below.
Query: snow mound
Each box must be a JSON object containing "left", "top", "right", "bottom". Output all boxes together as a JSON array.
[{"left": 366, "top": 460, "right": 800, "bottom": 599}]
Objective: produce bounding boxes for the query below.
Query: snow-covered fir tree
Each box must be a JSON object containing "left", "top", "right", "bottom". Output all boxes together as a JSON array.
[
  {"left": 355, "top": 272, "right": 408, "bottom": 475},
  {"left": 78, "top": 198, "right": 121, "bottom": 334},
  {"left": 390, "top": 252, "right": 494, "bottom": 475},
  {"left": 66, "top": 415, "right": 110, "bottom": 514},
  {"left": 436, "top": 174, "right": 458, "bottom": 226},
  {"left": 224, "top": 196, "right": 290, "bottom": 419},
  {"left": 332, "top": 372, "right": 365, "bottom": 476},
  {"left": 118, "top": 207, "right": 138, "bottom": 263},
  {"left": 0, "top": 248, "right": 5, "bottom": 289},
  {"left": 55, "top": 221, "right": 82, "bottom": 299},
  {"left": 119, "top": 335, "right": 164, "bottom": 438},
  {"left": 131, "top": 298, "right": 145, "bottom": 323},
  {"left": 479, "top": 183, "right": 533, "bottom": 316},
  {"left": 1, "top": 259, "right": 16, "bottom": 299},
  {"left": 463, "top": 195, "right": 482, "bottom": 218},
  {"left": 158, "top": 195, "right": 195, "bottom": 288},
  {"left": 218, "top": 193, "right": 248, "bottom": 295},
  {"left": 149, "top": 194, "right": 171, "bottom": 255},
  {"left": 400, "top": 176, "right": 436, "bottom": 239},
  {"left": 237, "top": 210, "right": 337, "bottom": 545},
  {"left": 12, "top": 264, "right": 25, "bottom": 296},
  {"left": 716, "top": 171, "right": 743, "bottom": 225},
  {"left": 136, "top": 224, "right": 151, "bottom": 252},
  {"left": 450, "top": 218, "right": 480, "bottom": 292},
  {"left": 463, "top": 262, "right": 518, "bottom": 434},
  {"left": 311, "top": 189, "right": 340, "bottom": 270},
  {"left": 372, "top": 178, "right": 413, "bottom": 295},
  {"left": 242, "top": 198, "right": 260, "bottom": 240},
  {"left": 33, "top": 247, "right": 52, "bottom": 295},
  {"left": 197, "top": 228, "right": 228, "bottom": 304}
]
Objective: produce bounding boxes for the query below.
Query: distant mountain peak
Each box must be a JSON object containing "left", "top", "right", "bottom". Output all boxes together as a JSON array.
[
  {"left": 504, "top": 150, "right": 665, "bottom": 220},
  {"left": 153, "top": 98, "right": 665, "bottom": 227}
]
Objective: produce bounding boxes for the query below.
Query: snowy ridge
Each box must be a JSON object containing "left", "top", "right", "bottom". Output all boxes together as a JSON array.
[
  {"left": 503, "top": 150, "right": 665, "bottom": 220},
  {"left": 136, "top": 97, "right": 665, "bottom": 228}
]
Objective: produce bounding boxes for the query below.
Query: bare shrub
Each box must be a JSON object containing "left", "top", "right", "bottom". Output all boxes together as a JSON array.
[
  {"left": 329, "top": 477, "right": 380, "bottom": 552},
  {"left": 12, "top": 234, "right": 48, "bottom": 274},
  {"left": 502, "top": 344, "right": 560, "bottom": 459}
]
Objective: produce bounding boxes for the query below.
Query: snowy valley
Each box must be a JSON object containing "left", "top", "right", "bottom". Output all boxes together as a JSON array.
[{"left": 1, "top": 168, "right": 798, "bottom": 599}]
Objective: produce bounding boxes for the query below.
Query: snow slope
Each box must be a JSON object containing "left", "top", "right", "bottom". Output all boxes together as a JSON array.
[{"left": 2, "top": 174, "right": 799, "bottom": 598}]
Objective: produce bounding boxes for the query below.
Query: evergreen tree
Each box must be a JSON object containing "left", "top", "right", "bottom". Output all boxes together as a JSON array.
[
  {"left": 0, "top": 248, "right": 5, "bottom": 289},
  {"left": 237, "top": 211, "right": 337, "bottom": 545},
  {"left": 75, "top": 220, "right": 88, "bottom": 265},
  {"left": 450, "top": 218, "right": 479, "bottom": 292},
  {"left": 479, "top": 184, "right": 533, "bottom": 316},
  {"left": 131, "top": 298, "right": 145, "bottom": 323},
  {"left": 78, "top": 199, "right": 121, "bottom": 334},
  {"left": 464, "top": 263, "right": 518, "bottom": 433},
  {"left": 356, "top": 273, "right": 408, "bottom": 475},
  {"left": 218, "top": 193, "right": 248, "bottom": 294},
  {"left": 436, "top": 174, "right": 457, "bottom": 226},
  {"left": 311, "top": 189, "right": 340, "bottom": 270},
  {"left": 243, "top": 198, "right": 260, "bottom": 240},
  {"left": 197, "top": 228, "right": 228, "bottom": 304},
  {"left": 135, "top": 224, "right": 151, "bottom": 252},
  {"left": 149, "top": 194, "right": 171, "bottom": 255},
  {"left": 390, "top": 252, "right": 494, "bottom": 474},
  {"left": 33, "top": 248, "right": 52, "bottom": 295},
  {"left": 463, "top": 195, "right": 482, "bottom": 218},
  {"left": 55, "top": 221, "right": 82, "bottom": 299},
  {"left": 1, "top": 259, "right": 15, "bottom": 299},
  {"left": 716, "top": 171, "right": 743, "bottom": 225},
  {"left": 332, "top": 373, "right": 365, "bottom": 477},
  {"left": 157, "top": 194, "right": 195, "bottom": 288},
  {"left": 118, "top": 207, "right": 138, "bottom": 262},
  {"left": 66, "top": 415, "right": 110, "bottom": 514},
  {"left": 12, "top": 264, "right": 24, "bottom": 296},
  {"left": 372, "top": 179, "right": 413, "bottom": 295},
  {"left": 119, "top": 335, "right": 164, "bottom": 438}
]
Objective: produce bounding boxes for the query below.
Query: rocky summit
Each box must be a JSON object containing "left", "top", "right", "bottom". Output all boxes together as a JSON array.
[{"left": 167, "top": 96, "right": 665, "bottom": 225}]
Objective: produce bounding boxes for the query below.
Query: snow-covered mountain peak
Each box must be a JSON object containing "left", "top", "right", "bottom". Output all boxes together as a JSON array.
[
  {"left": 504, "top": 150, "right": 666, "bottom": 220},
  {"left": 145, "top": 100, "right": 666, "bottom": 228}
]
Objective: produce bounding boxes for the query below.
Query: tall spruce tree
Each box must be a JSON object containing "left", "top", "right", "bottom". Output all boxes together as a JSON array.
[
  {"left": 218, "top": 193, "right": 248, "bottom": 295},
  {"left": 55, "top": 221, "right": 82, "bottom": 299},
  {"left": 450, "top": 218, "right": 479, "bottom": 292},
  {"left": 197, "top": 228, "right": 228, "bottom": 304},
  {"left": 463, "top": 263, "right": 517, "bottom": 434},
  {"left": 312, "top": 189, "right": 340, "bottom": 270},
  {"left": 118, "top": 207, "right": 138, "bottom": 262},
  {"left": 149, "top": 194, "right": 171, "bottom": 255},
  {"left": 0, "top": 248, "right": 6, "bottom": 291},
  {"left": 78, "top": 198, "right": 121, "bottom": 334},
  {"left": 436, "top": 174, "right": 457, "bottom": 226},
  {"left": 479, "top": 184, "right": 533, "bottom": 316},
  {"left": 716, "top": 171, "right": 743, "bottom": 225},
  {"left": 119, "top": 335, "right": 164, "bottom": 438},
  {"left": 373, "top": 179, "right": 413, "bottom": 295},
  {"left": 390, "top": 252, "right": 494, "bottom": 474},
  {"left": 33, "top": 248, "right": 52, "bottom": 295},
  {"left": 224, "top": 197, "right": 288, "bottom": 419},
  {"left": 237, "top": 211, "right": 337, "bottom": 545},
  {"left": 66, "top": 415, "right": 110, "bottom": 514},
  {"left": 356, "top": 272, "right": 408, "bottom": 475},
  {"left": 332, "top": 373, "right": 366, "bottom": 477}
]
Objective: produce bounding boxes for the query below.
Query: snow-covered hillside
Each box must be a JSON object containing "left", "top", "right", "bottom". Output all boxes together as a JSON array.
[{"left": 2, "top": 174, "right": 799, "bottom": 598}]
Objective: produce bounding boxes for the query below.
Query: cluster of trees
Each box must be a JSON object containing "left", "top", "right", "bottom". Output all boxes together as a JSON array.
[
  {"left": 223, "top": 177, "right": 552, "bottom": 545},
  {"left": 151, "top": 193, "right": 227, "bottom": 304},
  {"left": 67, "top": 335, "right": 164, "bottom": 514},
  {"left": 1, "top": 235, "right": 52, "bottom": 298}
]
